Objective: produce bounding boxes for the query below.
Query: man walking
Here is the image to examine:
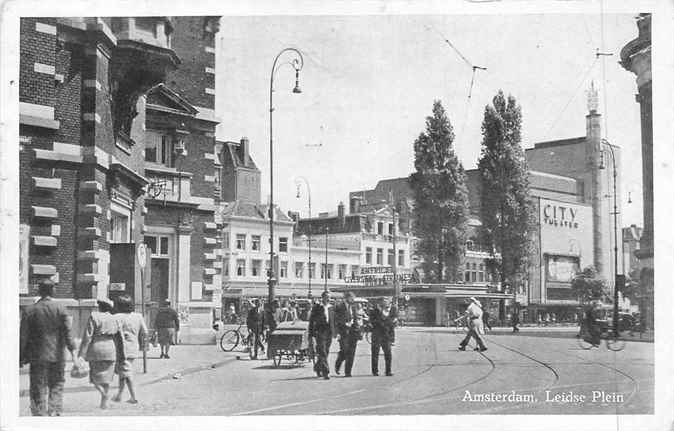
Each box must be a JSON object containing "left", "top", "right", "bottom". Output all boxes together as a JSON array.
[
  {"left": 20, "top": 281, "right": 77, "bottom": 416},
  {"left": 369, "top": 297, "right": 397, "bottom": 376},
  {"left": 246, "top": 299, "right": 266, "bottom": 359},
  {"left": 458, "top": 297, "right": 488, "bottom": 352},
  {"left": 334, "top": 292, "right": 359, "bottom": 377},
  {"left": 308, "top": 291, "right": 336, "bottom": 379}
]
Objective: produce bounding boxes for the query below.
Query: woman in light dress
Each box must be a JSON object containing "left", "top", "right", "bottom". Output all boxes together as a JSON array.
[
  {"left": 77, "top": 298, "right": 121, "bottom": 409},
  {"left": 112, "top": 294, "right": 147, "bottom": 404}
]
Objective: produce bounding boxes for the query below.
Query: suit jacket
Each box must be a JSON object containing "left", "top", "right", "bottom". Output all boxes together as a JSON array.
[
  {"left": 308, "top": 303, "right": 336, "bottom": 338},
  {"left": 369, "top": 306, "right": 398, "bottom": 342},
  {"left": 334, "top": 302, "right": 355, "bottom": 334},
  {"left": 20, "top": 297, "right": 77, "bottom": 364},
  {"left": 246, "top": 307, "right": 265, "bottom": 333}
]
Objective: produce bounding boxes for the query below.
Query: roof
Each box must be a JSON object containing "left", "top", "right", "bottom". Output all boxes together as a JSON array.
[
  {"left": 296, "top": 214, "right": 365, "bottom": 235},
  {"left": 218, "top": 140, "right": 259, "bottom": 171},
  {"left": 219, "top": 200, "right": 291, "bottom": 222},
  {"left": 526, "top": 136, "right": 586, "bottom": 150}
]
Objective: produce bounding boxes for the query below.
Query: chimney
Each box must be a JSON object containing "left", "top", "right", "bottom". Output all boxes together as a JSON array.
[
  {"left": 240, "top": 137, "right": 250, "bottom": 166},
  {"left": 350, "top": 196, "right": 361, "bottom": 214},
  {"left": 585, "top": 81, "right": 604, "bottom": 277},
  {"left": 338, "top": 201, "right": 345, "bottom": 226}
]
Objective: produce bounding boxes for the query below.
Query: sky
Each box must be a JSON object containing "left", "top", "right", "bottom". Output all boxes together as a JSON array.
[{"left": 215, "top": 13, "right": 644, "bottom": 227}]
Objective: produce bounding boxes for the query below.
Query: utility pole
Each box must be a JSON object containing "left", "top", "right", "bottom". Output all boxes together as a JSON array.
[{"left": 324, "top": 226, "right": 329, "bottom": 292}]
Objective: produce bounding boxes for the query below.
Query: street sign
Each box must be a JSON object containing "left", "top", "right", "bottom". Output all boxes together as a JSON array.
[{"left": 137, "top": 243, "right": 147, "bottom": 269}]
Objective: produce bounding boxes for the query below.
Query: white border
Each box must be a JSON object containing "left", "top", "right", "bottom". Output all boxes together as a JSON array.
[{"left": 1, "top": 1, "right": 673, "bottom": 431}]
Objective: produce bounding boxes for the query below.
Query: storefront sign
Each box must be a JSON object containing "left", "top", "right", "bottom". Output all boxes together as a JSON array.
[
  {"left": 543, "top": 204, "right": 579, "bottom": 228},
  {"left": 110, "top": 282, "right": 126, "bottom": 291}
]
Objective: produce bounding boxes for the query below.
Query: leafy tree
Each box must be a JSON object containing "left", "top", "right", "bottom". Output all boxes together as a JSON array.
[
  {"left": 477, "top": 90, "right": 535, "bottom": 290},
  {"left": 571, "top": 266, "right": 607, "bottom": 304},
  {"left": 409, "top": 100, "right": 470, "bottom": 282}
]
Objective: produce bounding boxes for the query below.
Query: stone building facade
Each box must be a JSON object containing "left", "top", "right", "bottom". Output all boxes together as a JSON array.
[
  {"left": 19, "top": 16, "right": 222, "bottom": 342},
  {"left": 620, "top": 13, "right": 653, "bottom": 329}
]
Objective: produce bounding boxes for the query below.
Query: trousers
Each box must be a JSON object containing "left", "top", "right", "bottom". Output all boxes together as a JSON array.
[
  {"left": 29, "top": 361, "right": 65, "bottom": 416},
  {"left": 371, "top": 335, "right": 392, "bottom": 375},
  {"left": 313, "top": 330, "right": 332, "bottom": 377},
  {"left": 460, "top": 318, "right": 487, "bottom": 349},
  {"left": 335, "top": 329, "right": 358, "bottom": 376}
]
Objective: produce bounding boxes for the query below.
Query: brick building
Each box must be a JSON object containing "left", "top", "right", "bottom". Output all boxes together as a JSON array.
[{"left": 19, "top": 16, "right": 222, "bottom": 341}]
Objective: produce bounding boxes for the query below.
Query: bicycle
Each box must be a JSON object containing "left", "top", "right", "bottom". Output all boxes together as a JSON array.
[
  {"left": 577, "top": 322, "right": 626, "bottom": 351},
  {"left": 219, "top": 323, "right": 266, "bottom": 357}
]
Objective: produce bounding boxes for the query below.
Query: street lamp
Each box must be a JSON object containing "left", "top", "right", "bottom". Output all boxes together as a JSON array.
[
  {"left": 268, "top": 48, "right": 304, "bottom": 303},
  {"left": 295, "top": 176, "right": 312, "bottom": 299},
  {"left": 599, "top": 138, "right": 621, "bottom": 338}
]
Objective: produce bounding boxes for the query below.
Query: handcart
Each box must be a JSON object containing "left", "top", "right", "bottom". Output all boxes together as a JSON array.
[{"left": 267, "top": 320, "right": 315, "bottom": 367}]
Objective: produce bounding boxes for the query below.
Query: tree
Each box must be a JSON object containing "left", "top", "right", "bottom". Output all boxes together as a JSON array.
[
  {"left": 571, "top": 266, "right": 607, "bottom": 304},
  {"left": 409, "top": 100, "right": 470, "bottom": 282},
  {"left": 477, "top": 90, "right": 535, "bottom": 291}
]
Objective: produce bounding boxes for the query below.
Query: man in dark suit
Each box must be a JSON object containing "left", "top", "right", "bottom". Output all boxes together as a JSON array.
[
  {"left": 246, "top": 299, "right": 266, "bottom": 359},
  {"left": 369, "top": 296, "right": 398, "bottom": 376},
  {"left": 308, "top": 291, "right": 336, "bottom": 379},
  {"left": 20, "top": 281, "right": 77, "bottom": 416},
  {"left": 334, "top": 291, "right": 359, "bottom": 377}
]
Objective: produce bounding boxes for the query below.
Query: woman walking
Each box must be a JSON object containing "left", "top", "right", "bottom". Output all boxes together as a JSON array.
[
  {"left": 155, "top": 300, "right": 180, "bottom": 359},
  {"left": 77, "top": 298, "right": 121, "bottom": 409},
  {"left": 112, "top": 294, "right": 147, "bottom": 404}
]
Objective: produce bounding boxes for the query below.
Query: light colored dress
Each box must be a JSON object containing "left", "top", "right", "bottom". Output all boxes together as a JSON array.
[
  {"left": 115, "top": 312, "right": 148, "bottom": 378},
  {"left": 79, "top": 311, "right": 120, "bottom": 385}
]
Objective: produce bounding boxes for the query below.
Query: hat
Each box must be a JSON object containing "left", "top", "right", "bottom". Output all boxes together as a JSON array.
[
  {"left": 97, "top": 297, "right": 114, "bottom": 308},
  {"left": 469, "top": 297, "right": 482, "bottom": 308}
]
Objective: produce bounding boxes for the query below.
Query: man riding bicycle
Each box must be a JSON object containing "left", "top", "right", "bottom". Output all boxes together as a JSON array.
[{"left": 584, "top": 301, "right": 603, "bottom": 347}]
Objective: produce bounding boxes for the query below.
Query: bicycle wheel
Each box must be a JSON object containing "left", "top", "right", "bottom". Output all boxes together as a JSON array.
[
  {"left": 220, "top": 330, "right": 240, "bottom": 352},
  {"left": 607, "top": 337, "right": 626, "bottom": 352}
]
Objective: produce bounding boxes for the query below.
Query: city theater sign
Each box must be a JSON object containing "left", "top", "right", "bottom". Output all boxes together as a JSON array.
[{"left": 543, "top": 203, "right": 579, "bottom": 229}]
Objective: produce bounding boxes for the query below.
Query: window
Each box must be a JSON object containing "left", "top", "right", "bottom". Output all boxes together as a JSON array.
[
  {"left": 471, "top": 263, "right": 477, "bottom": 282},
  {"left": 327, "top": 264, "right": 333, "bottom": 279},
  {"left": 280, "top": 261, "right": 288, "bottom": 278},
  {"left": 388, "top": 223, "right": 394, "bottom": 235},
  {"left": 464, "top": 262, "right": 471, "bottom": 283},
  {"left": 145, "top": 130, "right": 173, "bottom": 167},
  {"left": 295, "top": 262, "right": 304, "bottom": 279},
  {"left": 398, "top": 249, "right": 405, "bottom": 267},
  {"left": 478, "top": 264, "right": 484, "bottom": 282},
  {"left": 376, "top": 248, "right": 384, "bottom": 265},
  {"left": 223, "top": 259, "right": 229, "bottom": 277},
  {"left": 252, "top": 260, "right": 262, "bottom": 277},
  {"left": 144, "top": 235, "right": 169, "bottom": 256},
  {"left": 377, "top": 222, "right": 384, "bottom": 235},
  {"left": 388, "top": 249, "right": 395, "bottom": 266},
  {"left": 309, "top": 262, "right": 316, "bottom": 279},
  {"left": 236, "top": 259, "right": 246, "bottom": 277},
  {"left": 365, "top": 247, "right": 372, "bottom": 264},
  {"left": 110, "top": 210, "right": 130, "bottom": 243},
  {"left": 466, "top": 240, "right": 474, "bottom": 251},
  {"left": 351, "top": 265, "right": 360, "bottom": 278},
  {"left": 265, "top": 260, "right": 271, "bottom": 278},
  {"left": 338, "top": 264, "right": 346, "bottom": 280},
  {"left": 251, "top": 235, "right": 261, "bottom": 251},
  {"left": 321, "top": 264, "right": 327, "bottom": 279},
  {"left": 222, "top": 232, "right": 230, "bottom": 250},
  {"left": 279, "top": 237, "right": 288, "bottom": 252},
  {"left": 320, "top": 264, "right": 332, "bottom": 279},
  {"left": 236, "top": 234, "right": 246, "bottom": 250}
]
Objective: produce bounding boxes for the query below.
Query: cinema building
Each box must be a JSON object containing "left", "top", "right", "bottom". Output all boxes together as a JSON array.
[{"left": 351, "top": 90, "right": 621, "bottom": 324}]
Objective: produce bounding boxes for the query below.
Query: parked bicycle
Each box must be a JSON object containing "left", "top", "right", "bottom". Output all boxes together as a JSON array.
[{"left": 219, "top": 322, "right": 265, "bottom": 357}]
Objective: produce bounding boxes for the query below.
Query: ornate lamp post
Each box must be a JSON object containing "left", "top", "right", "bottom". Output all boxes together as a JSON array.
[
  {"left": 295, "top": 176, "right": 312, "bottom": 299},
  {"left": 599, "top": 138, "right": 621, "bottom": 338},
  {"left": 268, "top": 48, "right": 304, "bottom": 303}
]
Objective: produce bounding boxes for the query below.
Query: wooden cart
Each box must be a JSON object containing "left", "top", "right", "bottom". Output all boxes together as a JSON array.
[{"left": 267, "top": 320, "right": 315, "bottom": 367}]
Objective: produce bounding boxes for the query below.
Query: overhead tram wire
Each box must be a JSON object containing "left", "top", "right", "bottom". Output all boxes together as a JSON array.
[{"left": 425, "top": 24, "right": 487, "bottom": 145}]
